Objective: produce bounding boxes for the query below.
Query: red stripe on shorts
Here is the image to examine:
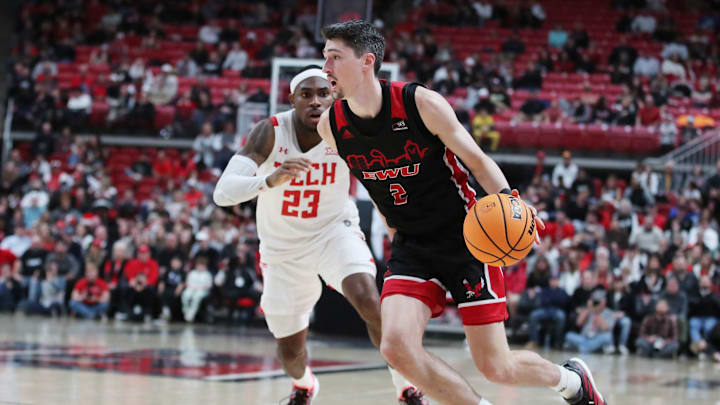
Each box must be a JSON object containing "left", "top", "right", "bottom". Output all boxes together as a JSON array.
[{"left": 381, "top": 277, "right": 446, "bottom": 318}]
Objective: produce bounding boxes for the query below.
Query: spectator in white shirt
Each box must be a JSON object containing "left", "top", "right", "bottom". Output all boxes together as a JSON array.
[
  {"left": 181, "top": 257, "right": 213, "bottom": 322},
  {"left": 531, "top": 2, "right": 546, "bottom": 22},
  {"left": 688, "top": 218, "right": 719, "bottom": 252},
  {"left": 198, "top": 22, "right": 220, "bottom": 45},
  {"left": 552, "top": 150, "right": 579, "bottom": 189},
  {"left": 661, "top": 55, "right": 687, "bottom": 80},
  {"left": 632, "top": 14, "right": 657, "bottom": 33},
  {"left": 629, "top": 216, "right": 666, "bottom": 253},
  {"left": 223, "top": 42, "right": 248, "bottom": 72},
  {"left": 633, "top": 52, "right": 660, "bottom": 77},
  {"left": 473, "top": 1, "right": 493, "bottom": 21},
  {"left": 661, "top": 42, "right": 689, "bottom": 60}
]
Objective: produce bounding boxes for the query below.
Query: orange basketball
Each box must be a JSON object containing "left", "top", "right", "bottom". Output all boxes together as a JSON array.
[{"left": 463, "top": 193, "right": 537, "bottom": 267}]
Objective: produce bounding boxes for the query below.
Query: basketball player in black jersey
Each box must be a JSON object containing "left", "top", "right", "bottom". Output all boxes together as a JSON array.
[{"left": 316, "top": 20, "right": 608, "bottom": 405}]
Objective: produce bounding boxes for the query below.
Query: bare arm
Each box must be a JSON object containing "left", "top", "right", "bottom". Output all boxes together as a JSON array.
[
  {"left": 238, "top": 118, "right": 275, "bottom": 165},
  {"left": 414, "top": 86, "right": 509, "bottom": 194}
]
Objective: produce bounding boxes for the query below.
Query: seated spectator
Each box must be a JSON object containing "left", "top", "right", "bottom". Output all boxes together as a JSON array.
[
  {"left": 0, "top": 263, "right": 22, "bottom": 312},
  {"left": 661, "top": 54, "right": 687, "bottom": 81},
  {"left": 551, "top": 151, "right": 578, "bottom": 190},
  {"left": 147, "top": 64, "right": 178, "bottom": 106},
  {"left": 688, "top": 218, "right": 718, "bottom": 252},
  {"left": 629, "top": 215, "right": 665, "bottom": 253},
  {"left": 176, "top": 54, "right": 199, "bottom": 78},
  {"left": 513, "top": 62, "right": 542, "bottom": 91},
  {"left": 219, "top": 19, "right": 240, "bottom": 44},
  {"left": 152, "top": 150, "right": 173, "bottom": 178},
  {"left": 612, "top": 95, "right": 638, "bottom": 126},
  {"left": 606, "top": 276, "right": 632, "bottom": 354},
  {"left": 631, "top": 13, "right": 656, "bottom": 34},
  {"left": 31, "top": 121, "right": 55, "bottom": 158},
  {"left": 501, "top": 34, "right": 525, "bottom": 55},
  {"left": 660, "top": 276, "right": 689, "bottom": 343},
  {"left": 202, "top": 51, "right": 223, "bottom": 76},
  {"left": 638, "top": 94, "right": 661, "bottom": 126},
  {"left": 489, "top": 80, "right": 511, "bottom": 111},
  {"left": 190, "top": 41, "right": 209, "bottom": 66},
  {"left": 564, "top": 289, "right": 615, "bottom": 354},
  {"left": 548, "top": 25, "right": 568, "bottom": 49},
  {"left": 18, "top": 260, "right": 65, "bottom": 316},
  {"left": 471, "top": 105, "right": 500, "bottom": 151},
  {"left": 609, "top": 37, "right": 638, "bottom": 69},
  {"left": 215, "top": 253, "right": 262, "bottom": 322},
  {"left": 158, "top": 255, "right": 185, "bottom": 321},
  {"left": 524, "top": 274, "right": 569, "bottom": 349},
  {"left": 669, "top": 252, "right": 699, "bottom": 297},
  {"left": 101, "top": 241, "right": 129, "bottom": 317},
  {"left": 514, "top": 90, "right": 546, "bottom": 122},
  {"left": 124, "top": 244, "right": 159, "bottom": 321},
  {"left": 592, "top": 97, "right": 614, "bottom": 123},
  {"left": 182, "top": 256, "right": 213, "bottom": 322},
  {"left": 692, "top": 76, "right": 713, "bottom": 108},
  {"left": 126, "top": 93, "right": 156, "bottom": 129},
  {"left": 633, "top": 51, "right": 660, "bottom": 78},
  {"left": 689, "top": 275, "right": 720, "bottom": 358},
  {"left": 65, "top": 87, "right": 92, "bottom": 127},
  {"left": 223, "top": 42, "right": 248, "bottom": 72},
  {"left": 47, "top": 240, "right": 80, "bottom": 282},
  {"left": 199, "top": 21, "right": 220, "bottom": 45},
  {"left": 635, "top": 299, "right": 679, "bottom": 358},
  {"left": 569, "top": 270, "right": 603, "bottom": 328},
  {"left": 69, "top": 262, "right": 110, "bottom": 320}
]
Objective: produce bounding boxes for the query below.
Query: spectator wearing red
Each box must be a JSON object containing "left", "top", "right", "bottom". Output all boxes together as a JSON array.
[
  {"left": 124, "top": 244, "right": 159, "bottom": 286},
  {"left": 638, "top": 94, "right": 661, "bottom": 126},
  {"left": 123, "top": 244, "right": 159, "bottom": 321},
  {"left": 152, "top": 150, "right": 173, "bottom": 178},
  {"left": 69, "top": 262, "right": 109, "bottom": 319}
]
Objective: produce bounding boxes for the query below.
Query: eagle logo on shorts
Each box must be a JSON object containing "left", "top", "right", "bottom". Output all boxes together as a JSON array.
[{"left": 462, "top": 278, "right": 484, "bottom": 299}]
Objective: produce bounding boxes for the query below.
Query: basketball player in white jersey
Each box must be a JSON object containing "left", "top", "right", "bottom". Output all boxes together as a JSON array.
[{"left": 213, "top": 67, "right": 426, "bottom": 405}]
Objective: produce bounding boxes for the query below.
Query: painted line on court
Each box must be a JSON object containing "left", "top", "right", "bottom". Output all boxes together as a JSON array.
[{"left": 204, "top": 363, "right": 387, "bottom": 382}]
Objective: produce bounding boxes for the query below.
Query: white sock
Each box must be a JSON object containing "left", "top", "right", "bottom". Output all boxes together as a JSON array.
[
  {"left": 292, "top": 366, "right": 314, "bottom": 389},
  {"left": 551, "top": 364, "right": 581, "bottom": 399},
  {"left": 389, "top": 366, "right": 411, "bottom": 397},
  {"left": 478, "top": 398, "right": 494, "bottom": 405}
]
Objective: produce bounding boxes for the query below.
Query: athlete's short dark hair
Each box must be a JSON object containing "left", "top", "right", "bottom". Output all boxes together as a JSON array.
[{"left": 322, "top": 19, "right": 385, "bottom": 75}]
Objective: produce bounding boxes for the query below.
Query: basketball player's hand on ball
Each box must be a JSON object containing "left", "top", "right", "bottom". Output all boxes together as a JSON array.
[
  {"left": 266, "top": 158, "right": 312, "bottom": 188},
  {"left": 511, "top": 189, "right": 545, "bottom": 245}
]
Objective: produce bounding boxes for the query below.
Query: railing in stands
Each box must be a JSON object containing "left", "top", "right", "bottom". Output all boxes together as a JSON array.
[
  {"left": 1, "top": 98, "right": 13, "bottom": 167},
  {"left": 651, "top": 130, "right": 720, "bottom": 174}
]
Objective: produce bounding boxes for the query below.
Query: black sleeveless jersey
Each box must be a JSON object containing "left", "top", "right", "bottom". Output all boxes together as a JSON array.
[{"left": 329, "top": 80, "right": 477, "bottom": 236}]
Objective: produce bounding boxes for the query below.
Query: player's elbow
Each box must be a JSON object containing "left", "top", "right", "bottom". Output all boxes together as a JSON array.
[{"left": 212, "top": 184, "right": 234, "bottom": 207}]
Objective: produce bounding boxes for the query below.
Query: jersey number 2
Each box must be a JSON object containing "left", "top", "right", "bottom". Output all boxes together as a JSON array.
[
  {"left": 281, "top": 190, "right": 320, "bottom": 218},
  {"left": 389, "top": 183, "right": 407, "bottom": 205}
]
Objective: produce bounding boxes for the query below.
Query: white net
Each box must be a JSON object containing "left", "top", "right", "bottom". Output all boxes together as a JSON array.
[{"left": 269, "top": 57, "right": 400, "bottom": 116}]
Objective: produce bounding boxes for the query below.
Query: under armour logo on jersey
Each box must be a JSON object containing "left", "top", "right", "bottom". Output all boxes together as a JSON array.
[
  {"left": 392, "top": 119, "right": 408, "bottom": 131},
  {"left": 278, "top": 147, "right": 288, "bottom": 154},
  {"left": 325, "top": 147, "right": 337, "bottom": 156},
  {"left": 341, "top": 128, "right": 354, "bottom": 139}
]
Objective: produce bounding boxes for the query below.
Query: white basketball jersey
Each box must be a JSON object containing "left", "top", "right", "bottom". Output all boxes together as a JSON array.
[{"left": 255, "top": 109, "right": 359, "bottom": 262}]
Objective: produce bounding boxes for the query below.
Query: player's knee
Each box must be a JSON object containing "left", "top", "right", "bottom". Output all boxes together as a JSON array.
[
  {"left": 380, "top": 330, "right": 414, "bottom": 368},
  {"left": 477, "top": 358, "right": 518, "bottom": 384}
]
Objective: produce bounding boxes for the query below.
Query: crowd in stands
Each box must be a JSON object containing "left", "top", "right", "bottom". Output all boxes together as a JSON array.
[
  {"left": 497, "top": 153, "right": 720, "bottom": 361},
  {"left": 0, "top": 128, "right": 263, "bottom": 324},
  {"left": 7, "top": 0, "right": 720, "bottom": 151}
]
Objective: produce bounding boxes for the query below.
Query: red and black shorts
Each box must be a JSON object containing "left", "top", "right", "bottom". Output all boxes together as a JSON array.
[{"left": 380, "top": 229, "right": 508, "bottom": 326}]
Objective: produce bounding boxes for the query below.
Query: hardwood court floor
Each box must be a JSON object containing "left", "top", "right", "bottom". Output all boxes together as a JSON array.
[{"left": 0, "top": 314, "right": 719, "bottom": 405}]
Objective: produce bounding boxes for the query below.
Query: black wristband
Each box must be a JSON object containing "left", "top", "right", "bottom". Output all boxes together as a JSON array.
[{"left": 498, "top": 188, "right": 512, "bottom": 195}]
